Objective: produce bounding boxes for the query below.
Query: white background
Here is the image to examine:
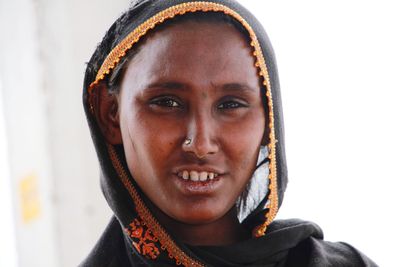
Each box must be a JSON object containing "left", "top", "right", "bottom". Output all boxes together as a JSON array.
[{"left": 241, "top": 1, "right": 400, "bottom": 266}]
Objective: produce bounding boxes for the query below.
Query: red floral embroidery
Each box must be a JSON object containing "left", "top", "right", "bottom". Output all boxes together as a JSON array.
[{"left": 125, "top": 218, "right": 160, "bottom": 260}]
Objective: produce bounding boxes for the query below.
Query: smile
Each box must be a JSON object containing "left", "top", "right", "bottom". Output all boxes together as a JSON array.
[{"left": 177, "top": 170, "right": 219, "bottom": 182}]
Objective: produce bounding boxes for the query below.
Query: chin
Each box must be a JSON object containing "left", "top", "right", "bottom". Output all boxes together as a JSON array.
[{"left": 172, "top": 206, "right": 227, "bottom": 225}]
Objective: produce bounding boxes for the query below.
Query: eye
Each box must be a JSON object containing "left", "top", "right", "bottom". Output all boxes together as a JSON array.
[
  {"left": 217, "top": 99, "right": 248, "bottom": 109},
  {"left": 149, "top": 96, "right": 182, "bottom": 108}
]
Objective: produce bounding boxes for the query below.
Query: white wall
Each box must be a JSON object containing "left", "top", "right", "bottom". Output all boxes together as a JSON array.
[
  {"left": 34, "top": 0, "right": 128, "bottom": 265},
  {"left": 0, "top": 80, "right": 18, "bottom": 267},
  {"left": 0, "top": 0, "right": 58, "bottom": 265},
  {"left": 0, "top": 0, "right": 128, "bottom": 266}
]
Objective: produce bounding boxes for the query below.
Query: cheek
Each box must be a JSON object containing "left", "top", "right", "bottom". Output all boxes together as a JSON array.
[
  {"left": 227, "top": 111, "right": 265, "bottom": 147},
  {"left": 224, "top": 110, "right": 265, "bottom": 170},
  {"left": 123, "top": 110, "right": 180, "bottom": 166}
]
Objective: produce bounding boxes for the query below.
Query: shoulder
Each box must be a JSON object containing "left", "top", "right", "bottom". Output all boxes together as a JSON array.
[
  {"left": 267, "top": 219, "right": 378, "bottom": 267},
  {"left": 78, "top": 217, "right": 147, "bottom": 267},
  {"left": 286, "top": 234, "right": 378, "bottom": 267}
]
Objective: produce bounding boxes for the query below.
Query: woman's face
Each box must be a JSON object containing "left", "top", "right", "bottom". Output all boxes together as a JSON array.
[{"left": 117, "top": 21, "right": 266, "bottom": 224}]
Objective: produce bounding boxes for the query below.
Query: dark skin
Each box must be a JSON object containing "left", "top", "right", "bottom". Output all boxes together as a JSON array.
[{"left": 94, "top": 21, "right": 267, "bottom": 245}]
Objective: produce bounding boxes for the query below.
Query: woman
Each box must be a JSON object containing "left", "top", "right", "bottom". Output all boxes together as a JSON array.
[{"left": 81, "top": 0, "right": 377, "bottom": 266}]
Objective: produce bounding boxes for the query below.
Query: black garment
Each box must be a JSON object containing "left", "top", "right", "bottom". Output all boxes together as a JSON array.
[
  {"left": 80, "top": 216, "right": 376, "bottom": 267},
  {"left": 81, "top": 0, "right": 377, "bottom": 266}
]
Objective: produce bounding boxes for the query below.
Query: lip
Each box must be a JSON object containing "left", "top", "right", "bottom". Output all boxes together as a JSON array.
[
  {"left": 171, "top": 165, "right": 226, "bottom": 195},
  {"left": 172, "top": 173, "right": 223, "bottom": 195}
]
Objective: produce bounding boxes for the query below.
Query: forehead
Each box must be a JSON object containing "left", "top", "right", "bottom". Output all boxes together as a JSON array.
[
  {"left": 150, "top": 22, "right": 249, "bottom": 62},
  {"left": 144, "top": 19, "right": 248, "bottom": 51},
  {"left": 123, "top": 20, "right": 258, "bottom": 89}
]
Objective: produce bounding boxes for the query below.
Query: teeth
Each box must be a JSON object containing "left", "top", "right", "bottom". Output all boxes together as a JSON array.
[
  {"left": 199, "top": 172, "right": 208, "bottom": 181},
  {"left": 189, "top": 171, "right": 199, "bottom": 181},
  {"left": 178, "top": 170, "right": 219, "bottom": 182}
]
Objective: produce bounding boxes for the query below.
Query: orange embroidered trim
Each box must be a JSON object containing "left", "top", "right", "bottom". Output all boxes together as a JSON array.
[
  {"left": 125, "top": 218, "right": 160, "bottom": 260},
  {"left": 108, "top": 144, "right": 203, "bottom": 267},
  {"left": 93, "top": 0, "right": 277, "bottom": 247}
]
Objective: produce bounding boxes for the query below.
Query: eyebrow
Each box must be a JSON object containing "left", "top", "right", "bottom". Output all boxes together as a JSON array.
[
  {"left": 144, "top": 82, "right": 186, "bottom": 91},
  {"left": 220, "top": 83, "right": 257, "bottom": 93},
  {"left": 143, "top": 81, "right": 257, "bottom": 93}
]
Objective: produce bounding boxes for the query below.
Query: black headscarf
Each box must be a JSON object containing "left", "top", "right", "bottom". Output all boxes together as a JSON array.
[{"left": 81, "top": 0, "right": 377, "bottom": 266}]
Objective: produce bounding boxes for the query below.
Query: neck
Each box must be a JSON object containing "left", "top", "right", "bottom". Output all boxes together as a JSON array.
[{"left": 147, "top": 201, "right": 250, "bottom": 246}]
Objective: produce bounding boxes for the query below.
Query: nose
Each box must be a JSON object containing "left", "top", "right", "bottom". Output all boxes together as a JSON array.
[{"left": 182, "top": 112, "right": 219, "bottom": 158}]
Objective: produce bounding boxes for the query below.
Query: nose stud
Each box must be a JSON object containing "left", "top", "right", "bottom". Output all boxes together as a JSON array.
[{"left": 184, "top": 138, "right": 192, "bottom": 146}]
